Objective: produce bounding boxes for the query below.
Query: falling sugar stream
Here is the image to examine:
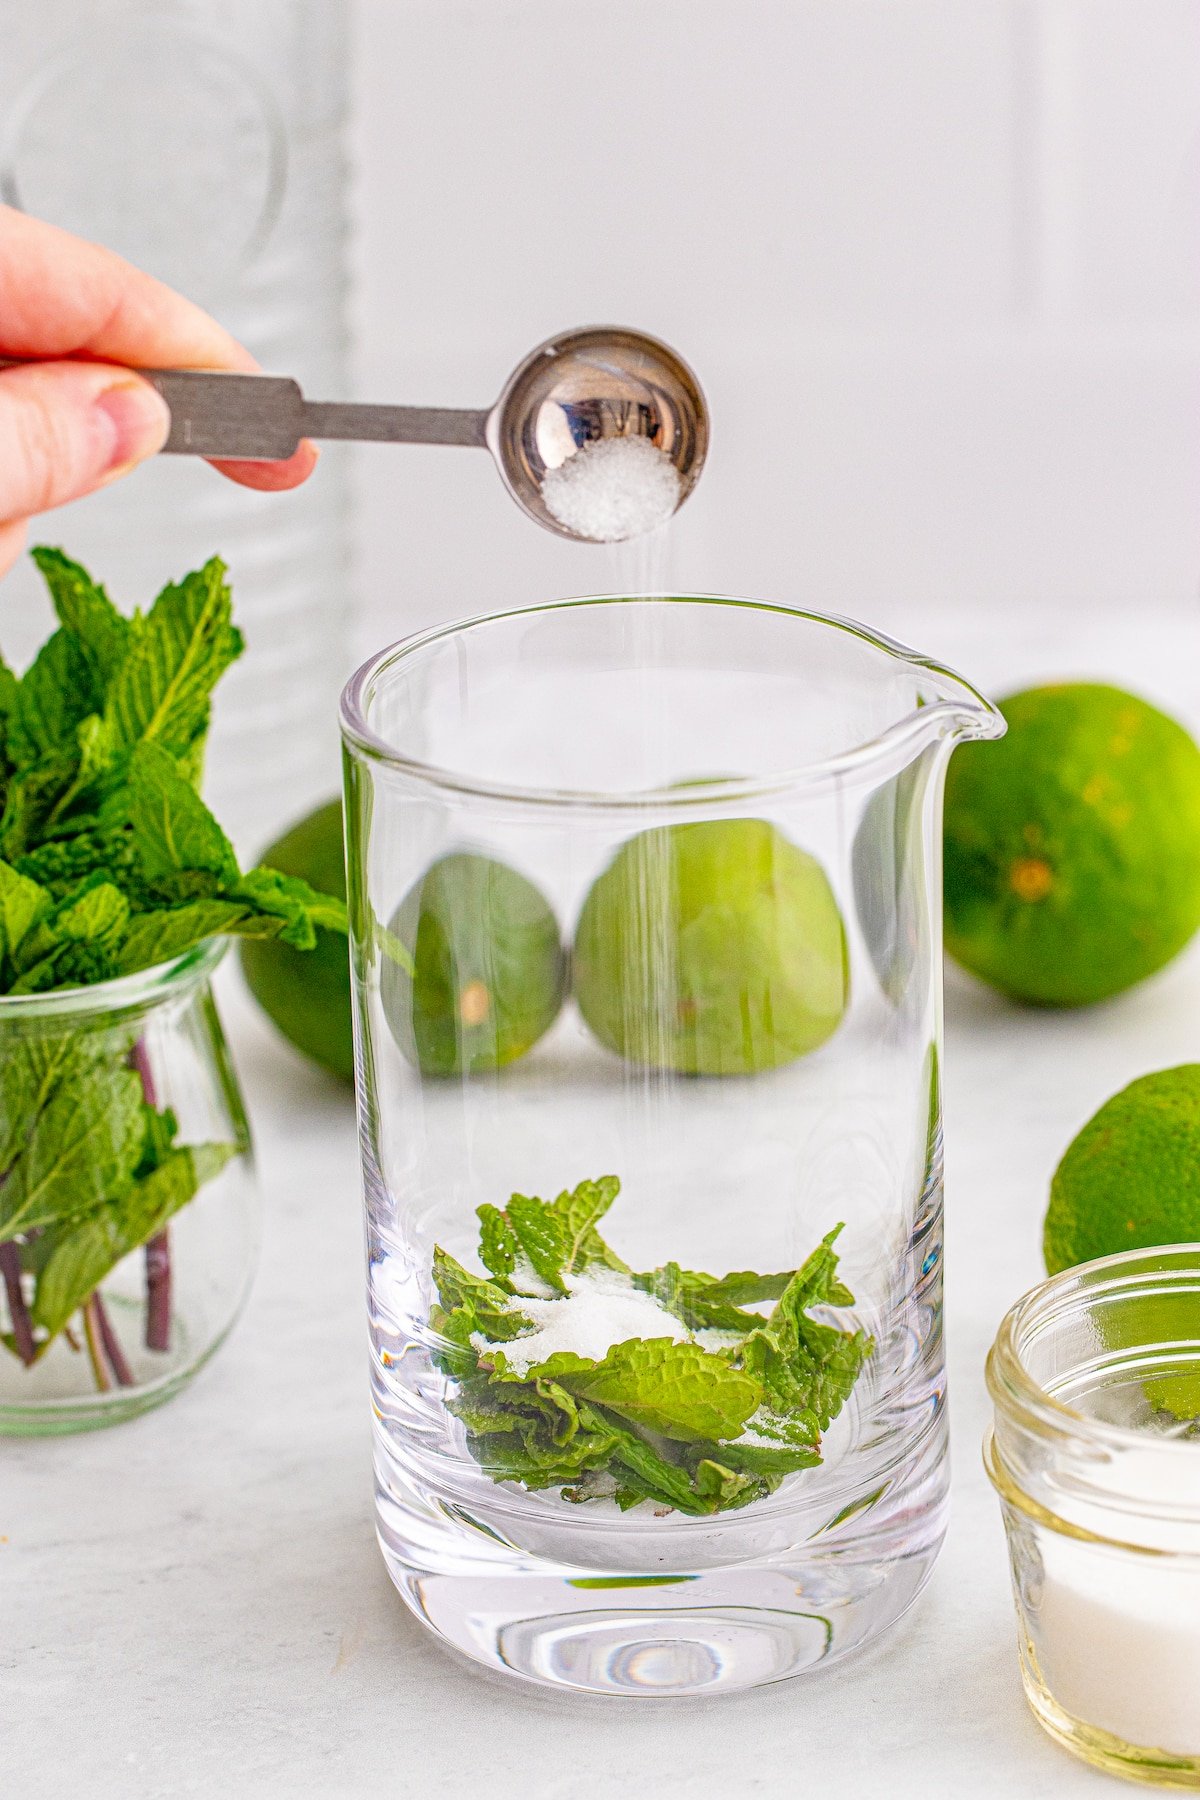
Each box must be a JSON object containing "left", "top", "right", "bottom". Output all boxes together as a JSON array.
[{"left": 605, "top": 520, "right": 681, "bottom": 1174}]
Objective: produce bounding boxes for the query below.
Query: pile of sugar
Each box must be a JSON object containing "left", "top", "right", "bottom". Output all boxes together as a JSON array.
[
  {"left": 473, "top": 1269, "right": 689, "bottom": 1377},
  {"left": 1033, "top": 1441, "right": 1200, "bottom": 1754},
  {"left": 540, "top": 435, "right": 680, "bottom": 542}
]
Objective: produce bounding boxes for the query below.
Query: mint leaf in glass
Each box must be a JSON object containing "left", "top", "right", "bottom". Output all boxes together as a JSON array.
[{"left": 430, "top": 1177, "right": 873, "bottom": 1517}]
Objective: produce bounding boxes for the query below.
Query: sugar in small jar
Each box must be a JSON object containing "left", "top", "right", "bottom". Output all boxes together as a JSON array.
[{"left": 986, "top": 1246, "right": 1200, "bottom": 1788}]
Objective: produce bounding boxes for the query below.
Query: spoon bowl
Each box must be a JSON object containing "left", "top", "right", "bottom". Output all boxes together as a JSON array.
[{"left": 487, "top": 325, "right": 709, "bottom": 541}]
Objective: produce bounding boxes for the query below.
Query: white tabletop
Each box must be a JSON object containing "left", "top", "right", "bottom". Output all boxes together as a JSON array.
[{"left": 11, "top": 935, "right": 1198, "bottom": 1799}]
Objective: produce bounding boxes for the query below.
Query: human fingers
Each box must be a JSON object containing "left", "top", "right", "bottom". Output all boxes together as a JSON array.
[
  {"left": 208, "top": 441, "right": 320, "bottom": 491},
  {"left": 0, "top": 360, "right": 170, "bottom": 524},
  {"left": 0, "top": 207, "right": 316, "bottom": 493},
  {"left": 0, "top": 518, "right": 26, "bottom": 580},
  {"left": 0, "top": 204, "right": 250, "bottom": 369}
]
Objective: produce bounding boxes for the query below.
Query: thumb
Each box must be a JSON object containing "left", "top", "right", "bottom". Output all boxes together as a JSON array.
[{"left": 0, "top": 360, "right": 170, "bottom": 524}]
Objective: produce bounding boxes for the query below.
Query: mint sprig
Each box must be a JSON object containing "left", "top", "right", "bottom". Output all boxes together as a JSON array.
[
  {"left": 430, "top": 1177, "right": 872, "bottom": 1516},
  {"left": 0, "top": 548, "right": 345, "bottom": 1387},
  {"left": 0, "top": 549, "right": 345, "bottom": 989}
]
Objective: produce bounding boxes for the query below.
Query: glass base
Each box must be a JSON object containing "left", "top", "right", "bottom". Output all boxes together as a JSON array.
[
  {"left": 0, "top": 1298, "right": 235, "bottom": 1437},
  {"left": 375, "top": 1425, "right": 948, "bottom": 1697},
  {"left": 1021, "top": 1653, "right": 1200, "bottom": 1790}
]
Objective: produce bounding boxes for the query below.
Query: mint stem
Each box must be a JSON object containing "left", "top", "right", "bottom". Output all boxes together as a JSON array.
[
  {"left": 144, "top": 1234, "right": 171, "bottom": 1352},
  {"left": 0, "top": 1240, "right": 36, "bottom": 1365},
  {"left": 132, "top": 1038, "right": 172, "bottom": 1353},
  {"left": 82, "top": 1297, "right": 111, "bottom": 1392},
  {"left": 92, "top": 1291, "right": 134, "bottom": 1387}
]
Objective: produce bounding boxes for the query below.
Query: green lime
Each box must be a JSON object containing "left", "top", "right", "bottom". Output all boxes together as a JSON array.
[
  {"left": 240, "top": 798, "right": 353, "bottom": 1083},
  {"left": 1045, "top": 1066, "right": 1200, "bottom": 1274},
  {"left": 1045, "top": 1066, "right": 1200, "bottom": 1423},
  {"left": 382, "top": 852, "right": 566, "bottom": 1077},
  {"left": 572, "top": 818, "right": 848, "bottom": 1077},
  {"left": 944, "top": 683, "right": 1200, "bottom": 1006}
]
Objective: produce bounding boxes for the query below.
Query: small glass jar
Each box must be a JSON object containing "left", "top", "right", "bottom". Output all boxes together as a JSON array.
[
  {"left": 0, "top": 941, "right": 259, "bottom": 1435},
  {"left": 986, "top": 1246, "right": 1200, "bottom": 1788}
]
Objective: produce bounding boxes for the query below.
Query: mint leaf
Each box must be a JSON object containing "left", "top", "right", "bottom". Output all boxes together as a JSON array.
[
  {"left": 10, "top": 879, "right": 130, "bottom": 993},
  {"left": 104, "top": 557, "right": 243, "bottom": 759},
  {"left": 116, "top": 901, "right": 259, "bottom": 975},
  {"left": 117, "top": 890, "right": 344, "bottom": 979},
  {"left": 769, "top": 1227, "right": 857, "bottom": 1321},
  {"left": 31, "top": 1140, "right": 233, "bottom": 1339},
  {"left": 576, "top": 1404, "right": 740, "bottom": 1514},
  {"left": 559, "top": 1338, "right": 760, "bottom": 1442},
  {"left": 0, "top": 859, "right": 50, "bottom": 972},
  {"left": 14, "top": 830, "right": 137, "bottom": 900},
  {"left": 477, "top": 1203, "right": 517, "bottom": 1281},
  {"left": 0, "top": 1034, "right": 78, "bottom": 1174},
  {"left": 40, "top": 714, "right": 120, "bottom": 835},
  {"left": 31, "top": 547, "right": 132, "bottom": 691},
  {"left": 504, "top": 1193, "right": 568, "bottom": 1293},
  {"left": 637, "top": 1261, "right": 767, "bottom": 1335},
  {"left": 690, "top": 1457, "right": 762, "bottom": 1510},
  {"left": 705, "top": 1405, "right": 822, "bottom": 1478},
  {"left": 431, "top": 1246, "right": 531, "bottom": 1340},
  {"left": 9, "top": 629, "right": 100, "bottom": 765},
  {"left": 742, "top": 1229, "right": 872, "bottom": 1432},
  {"left": 550, "top": 1175, "right": 627, "bottom": 1276},
  {"left": 0, "top": 1046, "right": 144, "bottom": 1239},
  {"left": 126, "top": 742, "right": 238, "bottom": 888},
  {"left": 701, "top": 1269, "right": 795, "bottom": 1306},
  {"left": 451, "top": 1389, "right": 616, "bottom": 1490},
  {"left": 0, "top": 752, "right": 78, "bottom": 858},
  {"left": 233, "top": 867, "right": 347, "bottom": 948},
  {"left": 0, "top": 654, "right": 20, "bottom": 768}
]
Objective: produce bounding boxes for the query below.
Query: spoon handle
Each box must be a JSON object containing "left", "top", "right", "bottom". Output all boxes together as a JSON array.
[
  {"left": 301, "top": 400, "right": 487, "bottom": 450},
  {"left": 0, "top": 361, "right": 489, "bottom": 459}
]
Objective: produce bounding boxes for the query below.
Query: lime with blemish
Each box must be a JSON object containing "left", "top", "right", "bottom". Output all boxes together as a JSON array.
[
  {"left": 573, "top": 818, "right": 848, "bottom": 1076},
  {"left": 944, "top": 683, "right": 1200, "bottom": 1006},
  {"left": 382, "top": 852, "right": 566, "bottom": 1076}
]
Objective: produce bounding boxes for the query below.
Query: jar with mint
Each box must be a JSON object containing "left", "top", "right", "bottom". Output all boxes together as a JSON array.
[{"left": 0, "top": 547, "right": 344, "bottom": 1432}]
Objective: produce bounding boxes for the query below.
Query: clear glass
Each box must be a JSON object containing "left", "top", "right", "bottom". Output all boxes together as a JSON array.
[
  {"left": 0, "top": 941, "right": 259, "bottom": 1435},
  {"left": 986, "top": 1246, "right": 1200, "bottom": 1787},
  {"left": 342, "top": 594, "right": 1001, "bottom": 1697}
]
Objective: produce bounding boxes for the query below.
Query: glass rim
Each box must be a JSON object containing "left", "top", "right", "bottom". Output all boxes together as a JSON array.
[
  {"left": 339, "top": 592, "right": 1002, "bottom": 809},
  {"left": 986, "top": 1243, "right": 1200, "bottom": 1460},
  {"left": 0, "top": 937, "right": 227, "bottom": 1020}
]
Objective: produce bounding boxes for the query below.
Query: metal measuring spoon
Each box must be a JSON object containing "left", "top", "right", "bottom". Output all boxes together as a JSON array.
[{"left": 4, "top": 326, "right": 708, "bottom": 542}]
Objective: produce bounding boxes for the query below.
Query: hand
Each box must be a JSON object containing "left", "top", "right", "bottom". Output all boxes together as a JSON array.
[{"left": 0, "top": 206, "right": 317, "bottom": 578}]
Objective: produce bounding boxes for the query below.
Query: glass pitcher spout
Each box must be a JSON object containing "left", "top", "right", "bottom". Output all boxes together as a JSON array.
[{"left": 838, "top": 618, "right": 1007, "bottom": 774}]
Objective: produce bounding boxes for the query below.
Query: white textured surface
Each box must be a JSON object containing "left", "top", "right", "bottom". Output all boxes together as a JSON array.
[
  {"left": 9, "top": 868, "right": 1200, "bottom": 1795},
  {"left": 349, "top": 0, "right": 1200, "bottom": 647}
]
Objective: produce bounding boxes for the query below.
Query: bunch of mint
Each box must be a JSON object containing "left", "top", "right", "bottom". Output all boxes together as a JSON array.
[
  {"left": 0, "top": 549, "right": 345, "bottom": 1389},
  {"left": 431, "top": 1176, "right": 872, "bottom": 1517}
]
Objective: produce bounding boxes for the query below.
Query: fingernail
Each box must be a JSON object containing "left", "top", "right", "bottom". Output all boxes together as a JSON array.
[{"left": 94, "top": 378, "right": 171, "bottom": 476}]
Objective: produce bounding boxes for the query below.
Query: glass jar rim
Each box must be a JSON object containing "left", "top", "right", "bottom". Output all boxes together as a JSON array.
[
  {"left": 0, "top": 936, "right": 227, "bottom": 1020},
  {"left": 339, "top": 592, "right": 1001, "bottom": 809},
  {"left": 987, "top": 1244, "right": 1200, "bottom": 1460}
]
